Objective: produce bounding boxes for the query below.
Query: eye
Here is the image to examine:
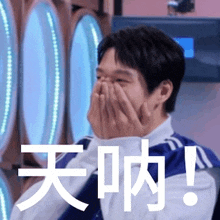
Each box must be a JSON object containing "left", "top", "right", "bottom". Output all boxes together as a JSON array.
[
  {"left": 96, "top": 76, "right": 101, "bottom": 80},
  {"left": 115, "top": 78, "right": 126, "bottom": 83}
]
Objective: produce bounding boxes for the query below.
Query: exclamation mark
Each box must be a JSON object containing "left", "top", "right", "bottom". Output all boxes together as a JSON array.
[{"left": 183, "top": 146, "right": 198, "bottom": 206}]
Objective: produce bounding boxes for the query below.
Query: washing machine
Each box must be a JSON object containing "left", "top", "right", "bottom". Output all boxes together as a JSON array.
[
  {"left": 20, "top": 0, "right": 69, "bottom": 167},
  {"left": 67, "top": 2, "right": 111, "bottom": 143},
  {"left": 0, "top": 0, "right": 21, "bottom": 217}
]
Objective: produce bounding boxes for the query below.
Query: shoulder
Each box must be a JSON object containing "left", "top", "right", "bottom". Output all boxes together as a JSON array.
[
  {"left": 167, "top": 132, "right": 219, "bottom": 169},
  {"left": 149, "top": 132, "right": 220, "bottom": 181},
  {"left": 56, "top": 136, "right": 94, "bottom": 168},
  {"left": 131, "top": 168, "right": 220, "bottom": 220},
  {"left": 75, "top": 135, "right": 94, "bottom": 149}
]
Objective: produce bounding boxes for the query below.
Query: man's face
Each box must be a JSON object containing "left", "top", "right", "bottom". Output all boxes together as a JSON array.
[{"left": 96, "top": 48, "right": 154, "bottom": 118}]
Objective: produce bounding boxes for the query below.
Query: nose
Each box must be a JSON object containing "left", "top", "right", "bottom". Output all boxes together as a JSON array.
[{"left": 100, "top": 76, "right": 111, "bottom": 83}]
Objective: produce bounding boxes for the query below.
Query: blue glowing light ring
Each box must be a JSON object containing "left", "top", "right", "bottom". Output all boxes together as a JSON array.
[
  {"left": 0, "top": 169, "right": 13, "bottom": 220},
  {"left": 69, "top": 13, "right": 103, "bottom": 142},
  {"left": 22, "top": 2, "right": 65, "bottom": 164},
  {"left": 0, "top": 0, "right": 18, "bottom": 156}
]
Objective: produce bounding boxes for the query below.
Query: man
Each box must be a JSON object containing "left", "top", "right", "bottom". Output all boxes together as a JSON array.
[{"left": 10, "top": 26, "right": 220, "bottom": 219}]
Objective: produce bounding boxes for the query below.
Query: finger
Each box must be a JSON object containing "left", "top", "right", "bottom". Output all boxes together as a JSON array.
[
  {"left": 114, "top": 83, "right": 141, "bottom": 125},
  {"left": 92, "top": 93, "right": 101, "bottom": 116},
  {"left": 88, "top": 81, "right": 101, "bottom": 114},
  {"left": 101, "top": 82, "right": 109, "bottom": 118},
  {"left": 110, "top": 84, "right": 134, "bottom": 132},
  {"left": 105, "top": 83, "right": 116, "bottom": 119},
  {"left": 87, "top": 93, "right": 102, "bottom": 137},
  {"left": 100, "top": 92, "right": 108, "bottom": 139},
  {"left": 139, "top": 102, "right": 151, "bottom": 125},
  {"left": 94, "top": 81, "right": 102, "bottom": 94},
  {"left": 87, "top": 82, "right": 103, "bottom": 138},
  {"left": 109, "top": 83, "right": 123, "bottom": 119},
  {"left": 91, "top": 81, "right": 102, "bottom": 100}
]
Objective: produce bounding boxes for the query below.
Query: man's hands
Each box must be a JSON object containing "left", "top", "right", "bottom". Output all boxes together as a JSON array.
[
  {"left": 87, "top": 81, "right": 103, "bottom": 138},
  {"left": 87, "top": 81, "right": 151, "bottom": 139}
]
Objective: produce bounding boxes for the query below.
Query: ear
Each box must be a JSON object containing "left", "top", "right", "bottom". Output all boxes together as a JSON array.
[{"left": 155, "top": 80, "right": 173, "bottom": 104}]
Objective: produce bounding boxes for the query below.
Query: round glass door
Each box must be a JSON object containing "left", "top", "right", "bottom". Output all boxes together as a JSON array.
[
  {"left": 70, "top": 15, "right": 103, "bottom": 142},
  {"left": 0, "top": 0, "right": 17, "bottom": 157},
  {"left": 0, "top": 169, "right": 12, "bottom": 220},
  {"left": 22, "top": 2, "right": 65, "bottom": 164}
]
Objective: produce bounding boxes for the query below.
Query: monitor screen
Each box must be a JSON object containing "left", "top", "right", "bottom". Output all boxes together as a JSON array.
[
  {"left": 174, "top": 37, "right": 194, "bottom": 58},
  {"left": 112, "top": 16, "right": 220, "bottom": 82}
]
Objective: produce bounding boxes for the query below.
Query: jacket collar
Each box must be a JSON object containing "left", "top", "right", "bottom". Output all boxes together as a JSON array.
[{"left": 143, "top": 115, "right": 174, "bottom": 147}]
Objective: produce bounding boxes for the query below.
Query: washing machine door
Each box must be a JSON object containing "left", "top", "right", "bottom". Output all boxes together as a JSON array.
[
  {"left": 69, "top": 13, "right": 103, "bottom": 143},
  {"left": 22, "top": 2, "right": 65, "bottom": 165},
  {"left": 0, "top": 169, "right": 13, "bottom": 219},
  {"left": 0, "top": 0, "right": 18, "bottom": 157}
]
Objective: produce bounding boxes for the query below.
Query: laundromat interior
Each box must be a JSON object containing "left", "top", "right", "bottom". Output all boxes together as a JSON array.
[{"left": 0, "top": 0, "right": 220, "bottom": 218}]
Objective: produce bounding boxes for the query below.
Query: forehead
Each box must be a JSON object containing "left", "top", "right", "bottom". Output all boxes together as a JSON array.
[
  {"left": 99, "top": 48, "right": 125, "bottom": 68},
  {"left": 97, "top": 48, "right": 137, "bottom": 77}
]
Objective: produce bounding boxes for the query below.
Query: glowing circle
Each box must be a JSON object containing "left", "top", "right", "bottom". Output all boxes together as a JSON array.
[
  {"left": 0, "top": 0, "right": 17, "bottom": 157},
  {"left": 70, "top": 15, "right": 103, "bottom": 142},
  {"left": 23, "top": 3, "right": 65, "bottom": 164},
  {"left": 0, "top": 170, "right": 13, "bottom": 220}
]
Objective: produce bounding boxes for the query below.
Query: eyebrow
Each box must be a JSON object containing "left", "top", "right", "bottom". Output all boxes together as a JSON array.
[{"left": 96, "top": 67, "right": 133, "bottom": 77}]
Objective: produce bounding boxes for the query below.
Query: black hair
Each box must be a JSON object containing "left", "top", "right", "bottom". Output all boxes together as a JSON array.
[{"left": 98, "top": 25, "right": 185, "bottom": 112}]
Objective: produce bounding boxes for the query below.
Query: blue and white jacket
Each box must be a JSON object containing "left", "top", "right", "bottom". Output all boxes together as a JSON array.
[{"left": 10, "top": 116, "right": 220, "bottom": 220}]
